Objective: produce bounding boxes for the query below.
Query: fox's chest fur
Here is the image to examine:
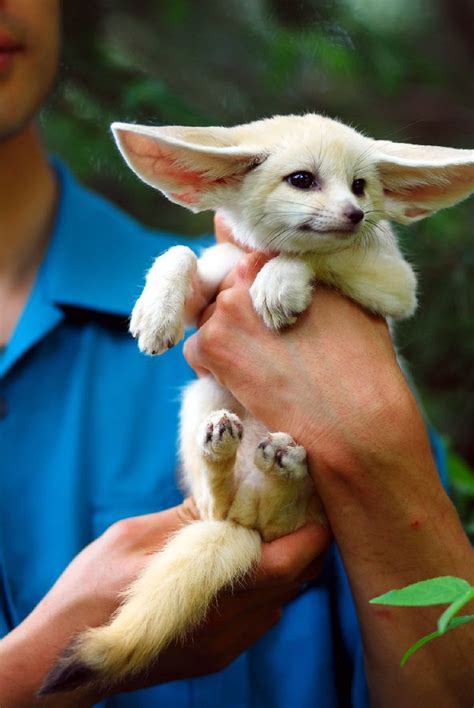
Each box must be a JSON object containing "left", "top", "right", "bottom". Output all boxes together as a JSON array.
[{"left": 41, "top": 113, "right": 474, "bottom": 694}]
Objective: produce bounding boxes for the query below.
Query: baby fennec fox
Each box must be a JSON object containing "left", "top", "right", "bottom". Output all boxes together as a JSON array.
[{"left": 42, "top": 114, "right": 474, "bottom": 693}]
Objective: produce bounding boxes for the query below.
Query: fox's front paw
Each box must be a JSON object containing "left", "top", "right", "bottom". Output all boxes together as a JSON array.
[
  {"left": 130, "top": 298, "right": 185, "bottom": 355},
  {"left": 255, "top": 433, "right": 308, "bottom": 481},
  {"left": 249, "top": 257, "right": 314, "bottom": 329},
  {"left": 130, "top": 246, "right": 196, "bottom": 355},
  {"left": 199, "top": 410, "right": 243, "bottom": 461},
  {"left": 384, "top": 279, "right": 418, "bottom": 320}
]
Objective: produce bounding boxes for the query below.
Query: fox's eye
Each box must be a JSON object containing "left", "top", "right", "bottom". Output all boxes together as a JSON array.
[
  {"left": 286, "top": 171, "right": 317, "bottom": 190},
  {"left": 352, "top": 178, "right": 366, "bottom": 196}
]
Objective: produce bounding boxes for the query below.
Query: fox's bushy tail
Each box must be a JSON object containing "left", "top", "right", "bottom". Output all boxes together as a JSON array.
[{"left": 39, "top": 520, "right": 261, "bottom": 694}]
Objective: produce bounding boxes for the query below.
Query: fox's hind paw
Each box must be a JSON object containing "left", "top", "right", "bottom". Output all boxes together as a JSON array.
[
  {"left": 199, "top": 410, "right": 243, "bottom": 461},
  {"left": 255, "top": 433, "right": 308, "bottom": 481}
]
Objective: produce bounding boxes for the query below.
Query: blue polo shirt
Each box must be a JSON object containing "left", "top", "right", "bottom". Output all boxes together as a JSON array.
[{"left": 0, "top": 163, "right": 447, "bottom": 707}]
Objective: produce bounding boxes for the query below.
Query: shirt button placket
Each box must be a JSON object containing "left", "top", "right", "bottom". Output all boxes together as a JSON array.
[{"left": 0, "top": 391, "right": 7, "bottom": 419}]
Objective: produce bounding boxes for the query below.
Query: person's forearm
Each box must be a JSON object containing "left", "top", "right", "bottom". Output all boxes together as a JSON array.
[
  {"left": 306, "top": 396, "right": 474, "bottom": 707},
  {"left": 0, "top": 502, "right": 328, "bottom": 704},
  {"left": 183, "top": 264, "right": 474, "bottom": 705},
  {"left": 0, "top": 611, "right": 102, "bottom": 707}
]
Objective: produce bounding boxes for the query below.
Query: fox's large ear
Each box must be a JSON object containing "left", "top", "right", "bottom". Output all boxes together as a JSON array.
[
  {"left": 374, "top": 140, "right": 474, "bottom": 224},
  {"left": 111, "top": 122, "right": 262, "bottom": 212}
]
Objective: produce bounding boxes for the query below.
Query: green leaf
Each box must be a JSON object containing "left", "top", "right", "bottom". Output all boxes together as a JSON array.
[
  {"left": 448, "top": 614, "right": 474, "bottom": 629},
  {"left": 401, "top": 615, "right": 474, "bottom": 667},
  {"left": 438, "top": 590, "right": 474, "bottom": 634},
  {"left": 401, "top": 629, "right": 441, "bottom": 667},
  {"left": 370, "top": 576, "right": 472, "bottom": 607}
]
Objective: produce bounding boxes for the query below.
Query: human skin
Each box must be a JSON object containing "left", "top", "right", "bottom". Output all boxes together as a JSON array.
[
  {"left": 0, "top": 0, "right": 59, "bottom": 138},
  {"left": 0, "top": 503, "right": 329, "bottom": 706},
  {"left": 0, "top": 3, "right": 331, "bottom": 704},
  {"left": 183, "top": 214, "right": 474, "bottom": 707},
  {"left": 0, "top": 0, "right": 59, "bottom": 344}
]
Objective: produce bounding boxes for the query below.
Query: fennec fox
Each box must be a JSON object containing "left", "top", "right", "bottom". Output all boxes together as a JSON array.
[{"left": 41, "top": 114, "right": 474, "bottom": 693}]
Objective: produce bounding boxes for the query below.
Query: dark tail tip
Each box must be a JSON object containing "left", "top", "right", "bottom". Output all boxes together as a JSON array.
[{"left": 38, "top": 659, "right": 98, "bottom": 696}]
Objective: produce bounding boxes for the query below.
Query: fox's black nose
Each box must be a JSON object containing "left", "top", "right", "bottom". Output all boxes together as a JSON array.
[{"left": 344, "top": 208, "right": 364, "bottom": 225}]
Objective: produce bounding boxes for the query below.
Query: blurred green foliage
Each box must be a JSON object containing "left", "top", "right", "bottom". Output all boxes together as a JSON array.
[{"left": 41, "top": 0, "right": 474, "bottom": 527}]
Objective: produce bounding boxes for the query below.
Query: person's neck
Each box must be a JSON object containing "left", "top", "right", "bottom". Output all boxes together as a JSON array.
[{"left": 0, "top": 123, "right": 58, "bottom": 286}]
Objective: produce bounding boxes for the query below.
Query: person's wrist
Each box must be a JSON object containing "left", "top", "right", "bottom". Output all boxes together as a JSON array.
[
  {"left": 300, "top": 382, "right": 463, "bottom": 558},
  {"left": 0, "top": 604, "right": 104, "bottom": 706},
  {"left": 292, "top": 367, "right": 424, "bottom": 481}
]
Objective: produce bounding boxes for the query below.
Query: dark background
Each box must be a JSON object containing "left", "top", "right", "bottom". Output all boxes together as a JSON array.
[{"left": 41, "top": 0, "right": 474, "bottom": 529}]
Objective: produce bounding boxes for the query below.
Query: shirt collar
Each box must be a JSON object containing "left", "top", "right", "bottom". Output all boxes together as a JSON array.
[
  {"left": 42, "top": 161, "right": 173, "bottom": 317},
  {"left": 1, "top": 162, "right": 182, "bottom": 378}
]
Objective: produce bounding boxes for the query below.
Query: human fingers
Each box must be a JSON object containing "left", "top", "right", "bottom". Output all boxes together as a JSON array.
[
  {"left": 195, "top": 251, "right": 265, "bottom": 328},
  {"left": 218, "top": 604, "right": 282, "bottom": 657},
  {"left": 297, "top": 555, "right": 327, "bottom": 584},
  {"left": 133, "top": 507, "right": 329, "bottom": 587},
  {"left": 103, "top": 500, "right": 199, "bottom": 560},
  {"left": 203, "top": 249, "right": 273, "bottom": 313},
  {"left": 184, "top": 251, "right": 269, "bottom": 373},
  {"left": 122, "top": 603, "right": 282, "bottom": 690},
  {"left": 234, "top": 250, "right": 274, "bottom": 285},
  {"left": 254, "top": 522, "right": 332, "bottom": 589},
  {"left": 185, "top": 603, "right": 282, "bottom": 677},
  {"left": 222, "top": 250, "right": 275, "bottom": 294},
  {"left": 196, "top": 300, "right": 217, "bottom": 328},
  {"left": 211, "top": 573, "right": 309, "bottom": 618}
]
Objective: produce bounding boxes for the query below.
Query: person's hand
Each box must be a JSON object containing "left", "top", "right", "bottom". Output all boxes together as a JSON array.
[
  {"left": 183, "top": 213, "right": 457, "bottom": 567},
  {"left": 183, "top": 234, "right": 449, "bottom": 541},
  {"left": 184, "top": 238, "right": 431, "bottom": 481},
  {"left": 184, "top": 217, "right": 474, "bottom": 706},
  {"left": 114, "top": 514, "right": 330, "bottom": 695},
  {"left": 0, "top": 501, "right": 330, "bottom": 706}
]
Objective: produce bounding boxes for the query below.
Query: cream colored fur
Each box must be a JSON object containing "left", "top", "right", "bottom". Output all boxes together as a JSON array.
[
  {"left": 41, "top": 114, "right": 474, "bottom": 693},
  {"left": 73, "top": 521, "right": 261, "bottom": 676}
]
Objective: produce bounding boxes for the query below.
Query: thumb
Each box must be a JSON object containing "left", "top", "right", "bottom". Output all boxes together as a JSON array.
[
  {"left": 130, "top": 499, "right": 200, "bottom": 549},
  {"left": 257, "top": 522, "right": 332, "bottom": 587}
]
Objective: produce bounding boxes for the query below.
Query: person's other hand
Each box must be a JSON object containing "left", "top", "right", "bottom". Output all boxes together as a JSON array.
[{"left": 0, "top": 501, "right": 330, "bottom": 706}]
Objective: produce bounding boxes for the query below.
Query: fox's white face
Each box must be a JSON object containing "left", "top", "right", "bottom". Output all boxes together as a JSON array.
[
  {"left": 112, "top": 114, "right": 474, "bottom": 255},
  {"left": 229, "top": 120, "right": 382, "bottom": 252}
]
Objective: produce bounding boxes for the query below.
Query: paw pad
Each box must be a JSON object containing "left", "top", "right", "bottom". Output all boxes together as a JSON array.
[
  {"left": 255, "top": 433, "right": 308, "bottom": 480},
  {"left": 199, "top": 410, "right": 243, "bottom": 460}
]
